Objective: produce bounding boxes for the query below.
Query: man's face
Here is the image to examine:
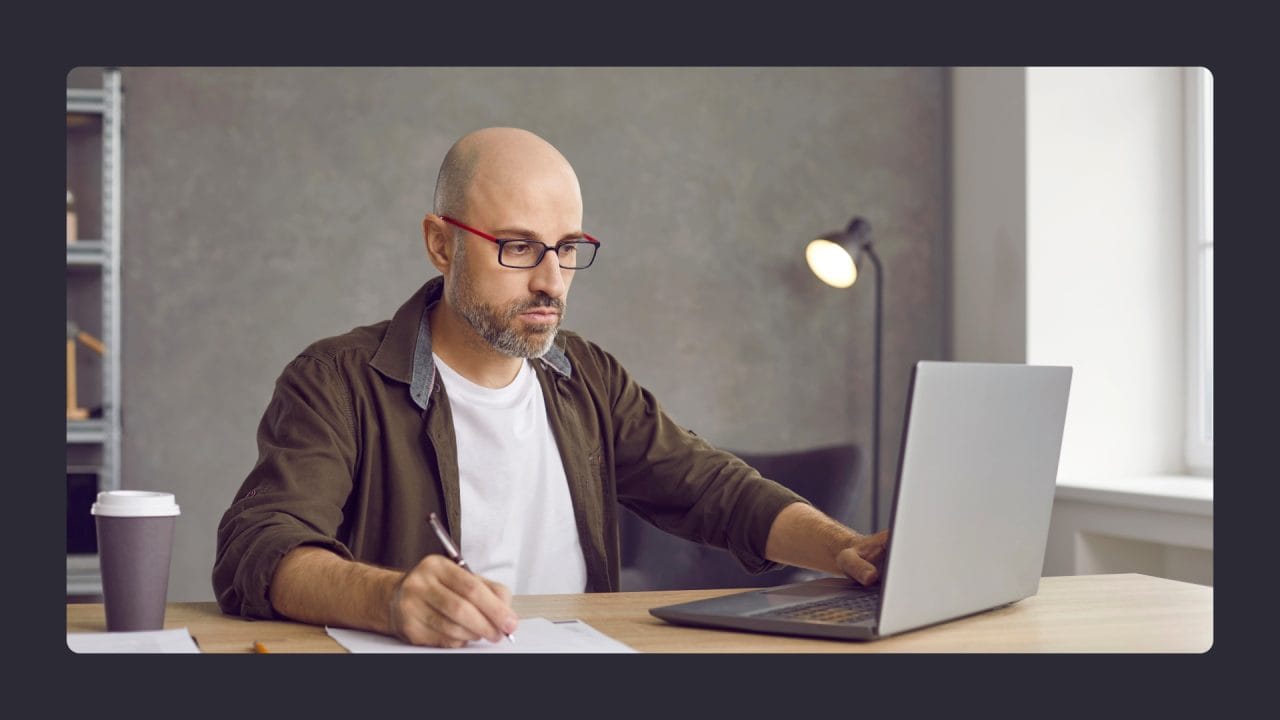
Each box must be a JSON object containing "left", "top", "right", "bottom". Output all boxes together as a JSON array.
[
  {"left": 444, "top": 164, "right": 583, "bottom": 359},
  {"left": 448, "top": 239, "right": 568, "bottom": 358}
]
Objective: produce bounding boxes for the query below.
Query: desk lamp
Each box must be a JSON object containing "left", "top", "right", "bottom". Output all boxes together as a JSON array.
[
  {"left": 804, "top": 217, "right": 884, "bottom": 531},
  {"left": 67, "top": 320, "right": 105, "bottom": 421}
]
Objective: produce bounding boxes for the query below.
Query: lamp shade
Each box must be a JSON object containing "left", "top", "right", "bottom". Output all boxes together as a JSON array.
[{"left": 804, "top": 217, "right": 872, "bottom": 289}]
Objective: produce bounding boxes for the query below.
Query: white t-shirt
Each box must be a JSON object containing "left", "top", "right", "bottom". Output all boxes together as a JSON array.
[{"left": 431, "top": 353, "right": 588, "bottom": 595}]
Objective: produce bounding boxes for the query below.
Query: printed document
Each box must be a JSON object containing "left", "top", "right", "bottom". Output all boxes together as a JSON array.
[
  {"left": 327, "top": 617, "right": 636, "bottom": 653},
  {"left": 67, "top": 627, "right": 202, "bottom": 653}
]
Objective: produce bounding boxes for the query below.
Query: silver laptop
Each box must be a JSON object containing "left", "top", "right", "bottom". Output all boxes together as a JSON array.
[{"left": 649, "top": 361, "right": 1072, "bottom": 641}]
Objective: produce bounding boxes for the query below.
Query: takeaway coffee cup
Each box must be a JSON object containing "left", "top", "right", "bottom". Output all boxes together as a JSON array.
[{"left": 91, "top": 491, "right": 180, "bottom": 632}]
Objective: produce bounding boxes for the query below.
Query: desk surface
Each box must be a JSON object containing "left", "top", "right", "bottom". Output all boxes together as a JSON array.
[{"left": 66, "top": 573, "right": 1211, "bottom": 653}]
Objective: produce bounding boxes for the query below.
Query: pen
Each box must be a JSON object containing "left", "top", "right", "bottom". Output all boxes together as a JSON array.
[
  {"left": 427, "top": 512, "right": 516, "bottom": 644},
  {"left": 253, "top": 640, "right": 270, "bottom": 654}
]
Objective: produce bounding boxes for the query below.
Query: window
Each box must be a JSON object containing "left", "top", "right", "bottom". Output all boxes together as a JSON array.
[{"left": 1186, "top": 67, "right": 1213, "bottom": 475}]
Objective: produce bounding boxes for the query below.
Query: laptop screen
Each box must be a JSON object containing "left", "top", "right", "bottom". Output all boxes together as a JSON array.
[{"left": 875, "top": 361, "right": 1071, "bottom": 636}]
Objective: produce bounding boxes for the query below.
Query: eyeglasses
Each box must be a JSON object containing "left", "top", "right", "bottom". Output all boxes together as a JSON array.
[{"left": 440, "top": 215, "right": 601, "bottom": 269}]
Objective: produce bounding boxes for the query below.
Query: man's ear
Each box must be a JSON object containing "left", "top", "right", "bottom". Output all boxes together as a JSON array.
[{"left": 423, "top": 214, "right": 452, "bottom": 274}]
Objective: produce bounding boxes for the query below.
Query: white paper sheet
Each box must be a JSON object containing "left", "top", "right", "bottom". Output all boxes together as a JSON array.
[
  {"left": 67, "top": 627, "right": 202, "bottom": 654},
  {"left": 326, "top": 617, "right": 636, "bottom": 653}
]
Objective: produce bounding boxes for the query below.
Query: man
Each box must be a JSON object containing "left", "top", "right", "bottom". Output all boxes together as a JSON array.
[{"left": 213, "top": 127, "right": 888, "bottom": 648}]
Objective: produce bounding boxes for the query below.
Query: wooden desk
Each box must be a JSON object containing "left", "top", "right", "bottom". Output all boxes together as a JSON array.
[{"left": 66, "top": 573, "right": 1211, "bottom": 653}]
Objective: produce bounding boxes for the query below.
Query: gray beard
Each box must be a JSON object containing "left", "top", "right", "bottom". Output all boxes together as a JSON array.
[{"left": 446, "top": 250, "right": 563, "bottom": 359}]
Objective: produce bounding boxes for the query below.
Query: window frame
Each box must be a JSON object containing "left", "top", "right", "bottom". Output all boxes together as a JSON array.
[{"left": 1184, "top": 67, "right": 1213, "bottom": 475}]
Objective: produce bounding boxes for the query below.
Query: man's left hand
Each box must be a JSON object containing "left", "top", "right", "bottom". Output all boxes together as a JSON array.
[{"left": 836, "top": 530, "right": 889, "bottom": 586}]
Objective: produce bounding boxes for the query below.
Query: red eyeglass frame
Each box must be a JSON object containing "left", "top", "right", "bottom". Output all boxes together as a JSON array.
[
  {"left": 440, "top": 215, "right": 599, "bottom": 247},
  {"left": 440, "top": 215, "right": 600, "bottom": 269}
]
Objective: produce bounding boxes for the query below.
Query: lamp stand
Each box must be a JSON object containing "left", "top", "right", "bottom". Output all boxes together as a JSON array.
[
  {"left": 66, "top": 326, "right": 105, "bottom": 421},
  {"left": 67, "top": 338, "right": 88, "bottom": 421},
  {"left": 860, "top": 244, "right": 884, "bottom": 533}
]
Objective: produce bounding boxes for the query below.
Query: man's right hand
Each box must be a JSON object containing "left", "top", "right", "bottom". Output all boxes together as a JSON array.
[{"left": 387, "top": 554, "right": 519, "bottom": 648}]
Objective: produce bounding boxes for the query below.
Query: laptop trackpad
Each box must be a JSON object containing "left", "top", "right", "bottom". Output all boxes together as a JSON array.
[{"left": 763, "top": 577, "right": 862, "bottom": 598}]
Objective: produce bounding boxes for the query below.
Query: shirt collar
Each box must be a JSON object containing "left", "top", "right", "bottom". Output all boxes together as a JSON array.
[{"left": 369, "top": 276, "right": 573, "bottom": 411}]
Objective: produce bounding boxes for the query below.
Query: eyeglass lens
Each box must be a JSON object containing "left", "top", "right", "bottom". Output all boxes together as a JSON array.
[{"left": 500, "top": 240, "right": 597, "bottom": 269}]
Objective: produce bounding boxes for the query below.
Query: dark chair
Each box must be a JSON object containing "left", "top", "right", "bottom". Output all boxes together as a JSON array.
[{"left": 618, "top": 444, "right": 861, "bottom": 591}]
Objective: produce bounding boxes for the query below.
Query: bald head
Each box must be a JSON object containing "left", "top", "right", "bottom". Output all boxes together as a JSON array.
[
  {"left": 433, "top": 127, "right": 581, "bottom": 225},
  {"left": 425, "top": 128, "right": 585, "bottom": 366}
]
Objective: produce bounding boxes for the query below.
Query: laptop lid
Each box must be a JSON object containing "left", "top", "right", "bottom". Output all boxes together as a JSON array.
[{"left": 874, "top": 361, "right": 1071, "bottom": 637}]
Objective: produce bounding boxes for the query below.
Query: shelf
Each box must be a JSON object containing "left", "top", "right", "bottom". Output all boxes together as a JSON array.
[
  {"left": 67, "top": 553, "right": 103, "bottom": 597},
  {"left": 67, "top": 419, "right": 107, "bottom": 444},
  {"left": 66, "top": 88, "right": 106, "bottom": 115},
  {"left": 67, "top": 240, "right": 106, "bottom": 267}
]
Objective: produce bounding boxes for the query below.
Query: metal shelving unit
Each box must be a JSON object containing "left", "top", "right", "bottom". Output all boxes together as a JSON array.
[
  {"left": 67, "top": 69, "right": 122, "bottom": 597},
  {"left": 66, "top": 239, "right": 107, "bottom": 267}
]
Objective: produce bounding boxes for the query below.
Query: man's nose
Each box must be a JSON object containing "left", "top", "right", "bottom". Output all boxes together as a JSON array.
[{"left": 528, "top": 248, "right": 567, "bottom": 297}]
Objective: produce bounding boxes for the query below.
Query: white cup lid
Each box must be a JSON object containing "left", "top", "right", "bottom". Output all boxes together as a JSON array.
[{"left": 91, "top": 490, "right": 180, "bottom": 517}]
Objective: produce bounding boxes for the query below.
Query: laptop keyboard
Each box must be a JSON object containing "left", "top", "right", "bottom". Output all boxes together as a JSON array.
[{"left": 752, "top": 593, "right": 880, "bottom": 624}]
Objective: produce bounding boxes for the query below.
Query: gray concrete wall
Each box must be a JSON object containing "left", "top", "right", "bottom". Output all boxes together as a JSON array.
[
  {"left": 109, "top": 67, "right": 947, "bottom": 601},
  {"left": 950, "top": 68, "right": 1026, "bottom": 364}
]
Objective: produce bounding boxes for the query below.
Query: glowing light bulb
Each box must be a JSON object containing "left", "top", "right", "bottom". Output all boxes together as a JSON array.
[{"left": 805, "top": 239, "right": 858, "bottom": 288}]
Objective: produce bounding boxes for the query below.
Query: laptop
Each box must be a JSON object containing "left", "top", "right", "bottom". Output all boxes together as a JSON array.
[{"left": 649, "top": 361, "right": 1072, "bottom": 641}]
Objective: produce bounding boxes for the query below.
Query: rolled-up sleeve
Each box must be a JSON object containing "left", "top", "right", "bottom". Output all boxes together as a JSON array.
[
  {"left": 212, "top": 353, "right": 360, "bottom": 619},
  {"left": 602, "top": 347, "right": 810, "bottom": 575}
]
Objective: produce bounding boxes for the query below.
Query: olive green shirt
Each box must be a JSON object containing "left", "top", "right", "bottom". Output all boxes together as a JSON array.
[{"left": 212, "top": 276, "right": 807, "bottom": 619}]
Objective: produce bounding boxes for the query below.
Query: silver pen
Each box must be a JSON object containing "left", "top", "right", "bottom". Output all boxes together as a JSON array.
[{"left": 427, "top": 512, "right": 515, "bottom": 644}]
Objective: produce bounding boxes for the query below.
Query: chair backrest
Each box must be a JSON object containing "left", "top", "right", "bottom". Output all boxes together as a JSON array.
[{"left": 618, "top": 443, "right": 861, "bottom": 591}]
